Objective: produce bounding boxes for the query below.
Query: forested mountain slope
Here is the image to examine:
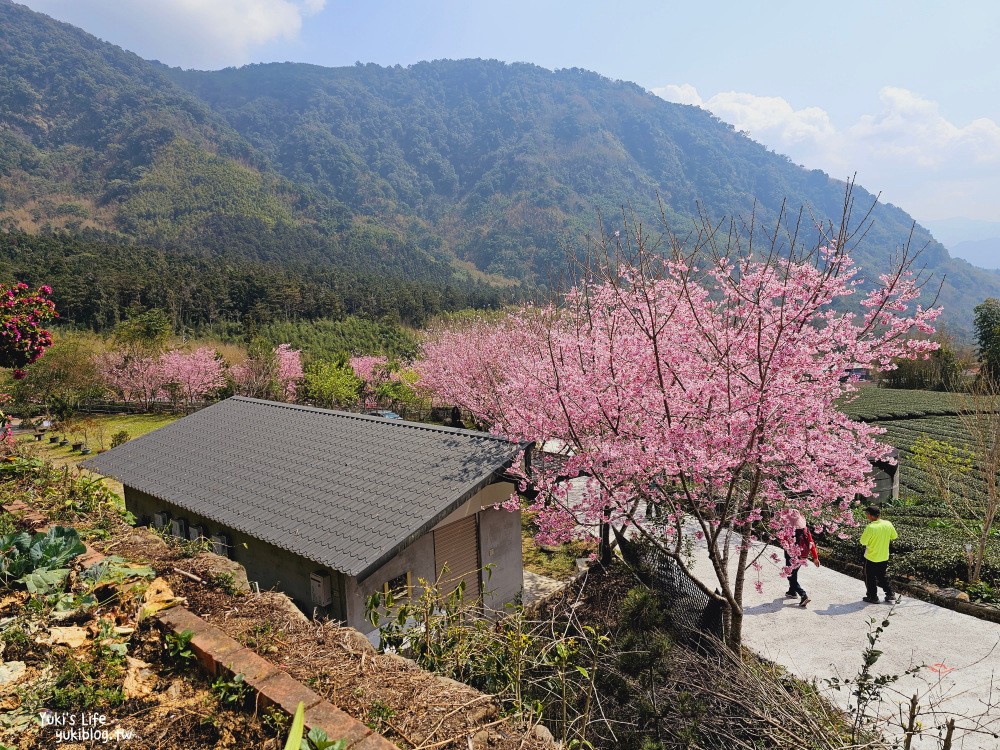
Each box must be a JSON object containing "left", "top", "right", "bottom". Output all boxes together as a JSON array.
[
  {"left": 2, "top": 0, "right": 999, "bottom": 332},
  {"left": 0, "top": 0, "right": 455, "bottom": 284}
]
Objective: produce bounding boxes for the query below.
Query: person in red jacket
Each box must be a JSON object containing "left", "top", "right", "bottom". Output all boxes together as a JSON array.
[{"left": 784, "top": 510, "right": 820, "bottom": 607}]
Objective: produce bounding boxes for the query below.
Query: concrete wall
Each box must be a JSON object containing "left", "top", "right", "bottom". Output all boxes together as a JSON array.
[
  {"left": 125, "top": 488, "right": 347, "bottom": 619},
  {"left": 868, "top": 463, "right": 899, "bottom": 505},
  {"left": 478, "top": 504, "right": 522, "bottom": 613},
  {"left": 343, "top": 532, "right": 436, "bottom": 631},
  {"left": 348, "top": 481, "right": 523, "bottom": 633},
  {"left": 126, "top": 479, "right": 524, "bottom": 634}
]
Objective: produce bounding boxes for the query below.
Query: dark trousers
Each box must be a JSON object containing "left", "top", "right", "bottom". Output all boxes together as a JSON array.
[
  {"left": 784, "top": 552, "right": 806, "bottom": 597},
  {"left": 864, "top": 559, "right": 894, "bottom": 600}
]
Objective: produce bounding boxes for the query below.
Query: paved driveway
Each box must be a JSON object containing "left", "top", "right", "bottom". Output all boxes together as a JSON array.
[{"left": 688, "top": 543, "right": 1000, "bottom": 749}]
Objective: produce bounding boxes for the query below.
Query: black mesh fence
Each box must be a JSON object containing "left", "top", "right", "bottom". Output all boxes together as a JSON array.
[
  {"left": 613, "top": 526, "right": 724, "bottom": 645},
  {"left": 641, "top": 546, "right": 724, "bottom": 644}
]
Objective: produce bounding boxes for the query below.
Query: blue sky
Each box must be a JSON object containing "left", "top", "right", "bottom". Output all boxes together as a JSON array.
[{"left": 21, "top": 1, "right": 1000, "bottom": 232}]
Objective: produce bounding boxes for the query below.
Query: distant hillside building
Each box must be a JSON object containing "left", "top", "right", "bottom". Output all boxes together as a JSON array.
[
  {"left": 84, "top": 398, "right": 527, "bottom": 634},
  {"left": 868, "top": 448, "right": 900, "bottom": 505}
]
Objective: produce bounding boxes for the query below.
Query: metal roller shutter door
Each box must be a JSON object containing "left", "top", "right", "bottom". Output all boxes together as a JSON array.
[{"left": 433, "top": 515, "right": 481, "bottom": 601}]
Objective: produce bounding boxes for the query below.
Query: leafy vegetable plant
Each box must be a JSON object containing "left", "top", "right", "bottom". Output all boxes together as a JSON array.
[{"left": 0, "top": 526, "right": 86, "bottom": 592}]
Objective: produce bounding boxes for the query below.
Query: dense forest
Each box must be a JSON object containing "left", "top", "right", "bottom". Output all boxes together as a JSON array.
[
  {"left": 2, "top": 0, "right": 1000, "bottom": 334},
  {"left": 0, "top": 231, "right": 516, "bottom": 333}
]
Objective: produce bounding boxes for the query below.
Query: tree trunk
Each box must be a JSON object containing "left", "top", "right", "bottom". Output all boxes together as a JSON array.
[
  {"left": 726, "top": 604, "right": 743, "bottom": 652},
  {"left": 599, "top": 516, "right": 613, "bottom": 565}
]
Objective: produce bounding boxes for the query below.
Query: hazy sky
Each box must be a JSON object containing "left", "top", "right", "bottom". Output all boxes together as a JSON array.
[{"left": 20, "top": 0, "right": 1000, "bottom": 226}]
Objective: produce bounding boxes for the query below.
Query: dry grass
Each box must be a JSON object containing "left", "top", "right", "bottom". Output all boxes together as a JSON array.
[{"left": 92, "top": 526, "right": 550, "bottom": 750}]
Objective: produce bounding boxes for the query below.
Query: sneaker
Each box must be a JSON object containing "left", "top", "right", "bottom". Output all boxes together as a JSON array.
[
  {"left": 799, "top": 596, "right": 811, "bottom": 608},
  {"left": 862, "top": 596, "right": 880, "bottom": 604},
  {"left": 784, "top": 591, "right": 798, "bottom": 598},
  {"left": 884, "top": 594, "right": 900, "bottom": 604}
]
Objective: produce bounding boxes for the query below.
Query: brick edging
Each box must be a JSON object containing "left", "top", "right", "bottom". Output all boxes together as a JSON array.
[
  {"left": 156, "top": 606, "right": 396, "bottom": 749},
  {"left": 1, "top": 501, "right": 395, "bottom": 747}
]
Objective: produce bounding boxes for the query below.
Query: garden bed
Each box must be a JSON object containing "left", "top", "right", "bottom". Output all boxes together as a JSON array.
[
  {"left": 0, "top": 526, "right": 281, "bottom": 749},
  {"left": 0, "top": 454, "right": 551, "bottom": 750}
]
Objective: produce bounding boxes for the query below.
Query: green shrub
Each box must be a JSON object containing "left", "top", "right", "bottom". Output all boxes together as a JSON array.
[
  {"left": 961, "top": 580, "right": 1000, "bottom": 604},
  {"left": 110, "top": 430, "right": 130, "bottom": 448}
]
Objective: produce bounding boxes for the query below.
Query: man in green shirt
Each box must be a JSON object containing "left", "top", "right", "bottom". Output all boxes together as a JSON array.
[{"left": 860, "top": 505, "right": 899, "bottom": 604}]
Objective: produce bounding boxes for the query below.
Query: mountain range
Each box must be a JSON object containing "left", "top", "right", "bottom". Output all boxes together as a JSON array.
[
  {"left": 2, "top": 0, "right": 999, "bottom": 335},
  {"left": 922, "top": 218, "right": 1000, "bottom": 271}
]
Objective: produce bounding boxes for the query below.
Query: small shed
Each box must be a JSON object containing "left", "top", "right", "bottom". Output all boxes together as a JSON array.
[
  {"left": 868, "top": 447, "right": 900, "bottom": 505},
  {"left": 83, "top": 397, "right": 527, "bottom": 633}
]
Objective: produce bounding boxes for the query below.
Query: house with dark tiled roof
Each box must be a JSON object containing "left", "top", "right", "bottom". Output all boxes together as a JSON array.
[{"left": 83, "top": 397, "right": 528, "bottom": 633}]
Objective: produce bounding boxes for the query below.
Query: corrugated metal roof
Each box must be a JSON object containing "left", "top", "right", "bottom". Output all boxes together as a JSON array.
[{"left": 83, "top": 397, "right": 524, "bottom": 578}]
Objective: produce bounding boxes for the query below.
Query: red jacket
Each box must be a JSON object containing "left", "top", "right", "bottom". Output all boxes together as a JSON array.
[{"left": 795, "top": 527, "right": 820, "bottom": 565}]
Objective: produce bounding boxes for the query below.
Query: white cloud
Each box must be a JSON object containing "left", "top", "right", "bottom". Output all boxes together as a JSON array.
[
  {"left": 651, "top": 83, "right": 702, "bottom": 107},
  {"left": 25, "top": 0, "right": 326, "bottom": 69},
  {"left": 653, "top": 84, "right": 1000, "bottom": 222}
]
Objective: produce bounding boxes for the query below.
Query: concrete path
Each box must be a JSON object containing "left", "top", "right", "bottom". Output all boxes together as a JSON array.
[
  {"left": 522, "top": 570, "right": 565, "bottom": 605},
  {"left": 688, "top": 545, "right": 1000, "bottom": 749}
]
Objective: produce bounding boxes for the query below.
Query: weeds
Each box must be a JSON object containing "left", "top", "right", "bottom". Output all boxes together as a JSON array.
[
  {"left": 176, "top": 536, "right": 213, "bottom": 558},
  {"left": 262, "top": 705, "right": 290, "bottom": 736},
  {"left": 825, "top": 609, "right": 923, "bottom": 745},
  {"left": 211, "top": 673, "right": 251, "bottom": 708},
  {"left": 0, "top": 620, "right": 31, "bottom": 660},
  {"left": 166, "top": 628, "right": 196, "bottom": 664},
  {"left": 49, "top": 650, "right": 126, "bottom": 711},
  {"left": 241, "top": 621, "right": 275, "bottom": 650},
  {"left": 365, "top": 700, "right": 395, "bottom": 733},
  {"left": 365, "top": 567, "right": 607, "bottom": 747},
  {"left": 210, "top": 571, "right": 242, "bottom": 596}
]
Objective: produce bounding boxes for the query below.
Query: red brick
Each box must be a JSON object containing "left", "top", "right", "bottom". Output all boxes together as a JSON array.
[
  {"left": 156, "top": 606, "right": 204, "bottom": 633},
  {"left": 77, "top": 546, "right": 106, "bottom": 567},
  {"left": 193, "top": 633, "right": 249, "bottom": 676},
  {"left": 347, "top": 733, "right": 398, "bottom": 750},
  {"left": 303, "top": 702, "right": 372, "bottom": 747},
  {"left": 157, "top": 608, "right": 246, "bottom": 677},
  {"left": 254, "top": 671, "right": 323, "bottom": 714},
  {"left": 152, "top": 606, "right": 385, "bottom": 749},
  {"left": 217, "top": 646, "right": 280, "bottom": 684}
]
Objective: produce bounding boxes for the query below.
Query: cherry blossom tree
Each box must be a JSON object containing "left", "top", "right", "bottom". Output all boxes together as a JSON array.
[
  {"left": 231, "top": 341, "right": 303, "bottom": 402},
  {"left": 159, "top": 347, "right": 227, "bottom": 409},
  {"left": 98, "top": 352, "right": 164, "bottom": 410},
  {"left": 349, "top": 355, "right": 388, "bottom": 384},
  {"left": 275, "top": 343, "right": 304, "bottom": 400},
  {"left": 350, "top": 355, "right": 389, "bottom": 407},
  {"left": 0, "top": 282, "right": 56, "bottom": 440},
  {"left": 418, "top": 193, "right": 939, "bottom": 650},
  {"left": 349, "top": 355, "right": 418, "bottom": 408}
]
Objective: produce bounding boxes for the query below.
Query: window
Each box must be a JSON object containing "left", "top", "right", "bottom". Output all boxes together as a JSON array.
[{"left": 383, "top": 572, "right": 411, "bottom": 599}]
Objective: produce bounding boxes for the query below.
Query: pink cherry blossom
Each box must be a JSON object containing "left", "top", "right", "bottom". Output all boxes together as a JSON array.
[
  {"left": 159, "top": 347, "right": 227, "bottom": 408},
  {"left": 275, "top": 344, "right": 304, "bottom": 400},
  {"left": 232, "top": 344, "right": 303, "bottom": 402},
  {"left": 417, "top": 206, "right": 940, "bottom": 649}
]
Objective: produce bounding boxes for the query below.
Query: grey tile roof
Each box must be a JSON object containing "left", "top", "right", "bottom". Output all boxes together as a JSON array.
[{"left": 83, "top": 397, "right": 525, "bottom": 579}]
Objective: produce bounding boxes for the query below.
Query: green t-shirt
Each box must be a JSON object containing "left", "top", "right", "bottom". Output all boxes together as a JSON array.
[{"left": 860, "top": 519, "right": 898, "bottom": 562}]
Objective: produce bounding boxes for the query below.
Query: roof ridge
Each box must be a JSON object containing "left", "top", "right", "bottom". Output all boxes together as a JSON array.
[{"left": 229, "top": 396, "right": 518, "bottom": 443}]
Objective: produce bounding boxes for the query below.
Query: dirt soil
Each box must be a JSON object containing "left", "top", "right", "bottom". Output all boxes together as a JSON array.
[
  {"left": 94, "top": 525, "right": 550, "bottom": 750},
  {"left": 0, "top": 583, "right": 281, "bottom": 750}
]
